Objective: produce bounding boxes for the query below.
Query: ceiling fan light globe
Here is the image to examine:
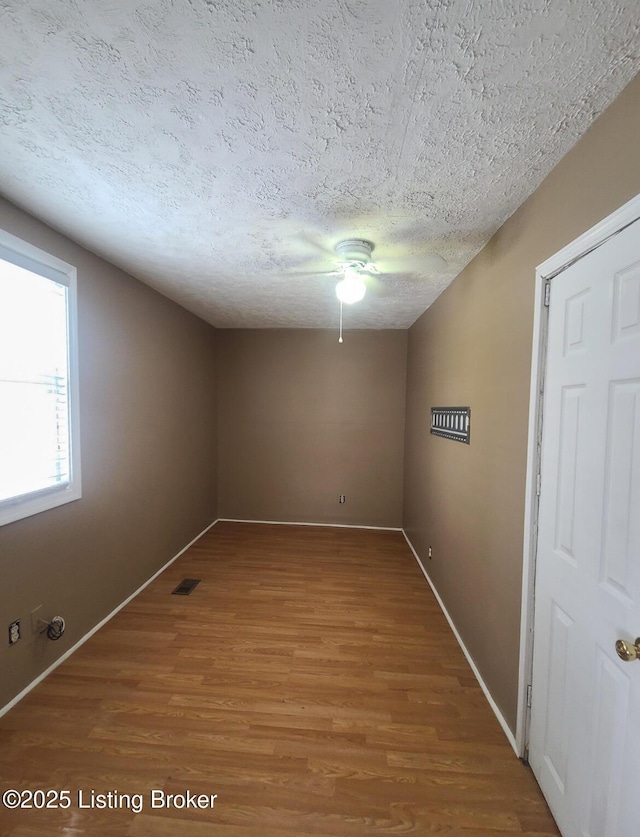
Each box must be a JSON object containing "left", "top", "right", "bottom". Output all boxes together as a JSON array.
[{"left": 336, "top": 276, "right": 366, "bottom": 304}]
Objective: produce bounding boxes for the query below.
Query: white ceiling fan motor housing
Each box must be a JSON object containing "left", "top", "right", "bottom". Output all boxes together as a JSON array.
[{"left": 334, "top": 239, "right": 374, "bottom": 268}]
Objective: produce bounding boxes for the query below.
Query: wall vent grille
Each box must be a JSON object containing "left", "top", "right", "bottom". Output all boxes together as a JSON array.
[{"left": 430, "top": 406, "right": 471, "bottom": 444}]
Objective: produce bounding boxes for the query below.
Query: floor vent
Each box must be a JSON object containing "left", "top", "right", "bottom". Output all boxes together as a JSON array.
[{"left": 172, "top": 578, "right": 201, "bottom": 595}]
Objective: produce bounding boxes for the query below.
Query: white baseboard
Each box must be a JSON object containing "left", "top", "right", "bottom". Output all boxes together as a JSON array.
[
  {"left": 0, "top": 517, "right": 219, "bottom": 719},
  {"left": 217, "top": 517, "right": 402, "bottom": 532},
  {"left": 402, "top": 530, "right": 519, "bottom": 757}
]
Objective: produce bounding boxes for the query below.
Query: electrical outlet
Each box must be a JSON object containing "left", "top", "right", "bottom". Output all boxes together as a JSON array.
[
  {"left": 428, "top": 545, "right": 433, "bottom": 559},
  {"left": 8, "top": 620, "right": 21, "bottom": 646},
  {"left": 339, "top": 494, "right": 346, "bottom": 504}
]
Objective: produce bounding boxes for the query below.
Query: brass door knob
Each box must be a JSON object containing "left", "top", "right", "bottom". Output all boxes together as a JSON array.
[{"left": 615, "top": 637, "right": 640, "bottom": 662}]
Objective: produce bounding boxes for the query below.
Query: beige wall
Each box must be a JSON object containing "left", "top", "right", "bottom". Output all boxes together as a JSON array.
[
  {"left": 403, "top": 73, "right": 640, "bottom": 731},
  {"left": 0, "top": 199, "right": 218, "bottom": 708},
  {"left": 218, "top": 329, "right": 407, "bottom": 528}
]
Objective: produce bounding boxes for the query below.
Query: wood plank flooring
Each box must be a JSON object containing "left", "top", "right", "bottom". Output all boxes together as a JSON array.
[{"left": 0, "top": 522, "right": 559, "bottom": 836}]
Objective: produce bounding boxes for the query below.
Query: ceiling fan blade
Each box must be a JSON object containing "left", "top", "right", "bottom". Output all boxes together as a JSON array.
[
  {"left": 288, "top": 269, "right": 342, "bottom": 278},
  {"left": 293, "top": 231, "right": 335, "bottom": 258},
  {"left": 374, "top": 251, "right": 448, "bottom": 276},
  {"left": 365, "top": 272, "right": 416, "bottom": 296},
  {"left": 364, "top": 274, "right": 391, "bottom": 296}
]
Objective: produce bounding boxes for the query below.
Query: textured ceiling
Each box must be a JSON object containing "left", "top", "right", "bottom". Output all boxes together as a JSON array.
[{"left": 0, "top": 1, "right": 638, "bottom": 329}]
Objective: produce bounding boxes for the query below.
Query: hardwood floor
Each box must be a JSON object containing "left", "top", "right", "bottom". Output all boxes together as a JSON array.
[{"left": 0, "top": 522, "right": 559, "bottom": 836}]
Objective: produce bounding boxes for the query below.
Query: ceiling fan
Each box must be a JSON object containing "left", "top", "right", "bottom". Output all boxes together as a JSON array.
[
  {"left": 302, "top": 237, "right": 447, "bottom": 297},
  {"left": 332, "top": 238, "right": 447, "bottom": 341},
  {"left": 291, "top": 235, "right": 448, "bottom": 342},
  {"left": 333, "top": 238, "right": 378, "bottom": 305},
  {"left": 320, "top": 238, "right": 377, "bottom": 342}
]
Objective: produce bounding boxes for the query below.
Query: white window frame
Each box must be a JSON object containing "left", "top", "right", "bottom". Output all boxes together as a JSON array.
[{"left": 0, "top": 229, "right": 82, "bottom": 526}]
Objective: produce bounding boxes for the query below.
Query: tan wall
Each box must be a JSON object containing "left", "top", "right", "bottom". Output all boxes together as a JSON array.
[
  {"left": 218, "top": 329, "right": 407, "bottom": 528},
  {"left": 403, "top": 73, "right": 640, "bottom": 732},
  {"left": 0, "top": 199, "right": 218, "bottom": 709}
]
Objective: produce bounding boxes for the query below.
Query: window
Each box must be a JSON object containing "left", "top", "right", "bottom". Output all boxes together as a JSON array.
[{"left": 0, "top": 229, "right": 81, "bottom": 526}]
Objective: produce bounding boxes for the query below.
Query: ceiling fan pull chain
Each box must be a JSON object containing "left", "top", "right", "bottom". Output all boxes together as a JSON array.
[{"left": 339, "top": 300, "right": 344, "bottom": 343}]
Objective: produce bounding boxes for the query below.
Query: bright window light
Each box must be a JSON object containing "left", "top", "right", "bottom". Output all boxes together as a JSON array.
[{"left": 0, "top": 230, "right": 81, "bottom": 526}]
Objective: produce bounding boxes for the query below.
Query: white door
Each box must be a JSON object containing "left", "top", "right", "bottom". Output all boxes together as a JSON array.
[{"left": 529, "top": 217, "right": 640, "bottom": 837}]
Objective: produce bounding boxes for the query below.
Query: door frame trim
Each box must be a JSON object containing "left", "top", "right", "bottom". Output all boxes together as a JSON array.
[{"left": 517, "top": 192, "right": 640, "bottom": 757}]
